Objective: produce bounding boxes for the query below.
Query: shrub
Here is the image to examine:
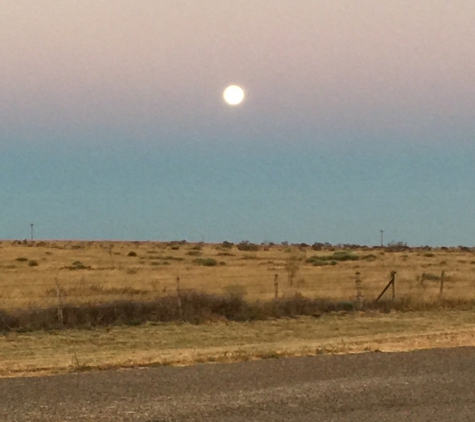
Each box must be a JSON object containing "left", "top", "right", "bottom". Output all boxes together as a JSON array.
[
  {"left": 306, "top": 251, "right": 359, "bottom": 266},
  {"left": 193, "top": 258, "right": 218, "bottom": 267},
  {"left": 331, "top": 251, "right": 359, "bottom": 261},
  {"left": 15, "top": 257, "right": 28, "bottom": 262},
  {"left": 221, "top": 241, "right": 234, "bottom": 249},
  {"left": 63, "top": 261, "right": 91, "bottom": 270},
  {"left": 237, "top": 241, "right": 259, "bottom": 251},
  {"left": 28, "top": 260, "right": 38, "bottom": 267},
  {"left": 127, "top": 251, "right": 137, "bottom": 257},
  {"left": 186, "top": 251, "right": 202, "bottom": 257},
  {"left": 285, "top": 255, "right": 302, "bottom": 286}
]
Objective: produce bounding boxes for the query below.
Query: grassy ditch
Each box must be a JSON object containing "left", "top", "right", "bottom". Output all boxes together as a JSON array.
[
  {"left": 1, "top": 291, "right": 475, "bottom": 332},
  {"left": 2, "top": 310, "right": 475, "bottom": 378}
]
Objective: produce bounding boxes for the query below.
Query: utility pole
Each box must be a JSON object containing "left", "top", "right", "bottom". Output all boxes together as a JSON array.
[
  {"left": 380, "top": 229, "right": 384, "bottom": 247},
  {"left": 30, "top": 223, "right": 34, "bottom": 242}
]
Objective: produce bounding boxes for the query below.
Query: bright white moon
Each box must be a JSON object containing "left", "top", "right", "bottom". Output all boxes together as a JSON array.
[{"left": 223, "top": 85, "right": 245, "bottom": 105}]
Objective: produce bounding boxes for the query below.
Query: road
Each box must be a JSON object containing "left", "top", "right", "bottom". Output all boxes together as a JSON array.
[{"left": 1, "top": 347, "right": 475, "bottom": 421}]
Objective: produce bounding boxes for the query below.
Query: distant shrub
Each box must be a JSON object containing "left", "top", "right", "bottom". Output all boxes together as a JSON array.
[
  {"left": 216, "top": 252, "right": 235, "bottom": 257},
  {"left": 186, "top": 251, "right": 202, "bottom": 257},
  {"left": 28, "top": 260, "right": 38, "bottom": 267},
  {"left": 127, "top": 251, "right": 137, "bottom": 257},
  {"left": 63, "top": 261, "right": 91, "bottom": 270},
  {"left": 15, "top": 257, "right": 28, "bottom": 262},
  {"left": 237, "top": 241, "right": 259, "bottom": 252},
  {"left": 305, "top": 251, "right": 358, "bottom": 267},
  {"left": 331, "top": 251, "right": 359, "bottom": 261},
  {"left": 306, "top": 251, "right": 359, "bottom": 266},
  {"left": 221, "top": 241, "right": 234, "bottom": 249},
  {"left": 193, "top": 258, "right": 218, "bottom": 267},
  {"left": 386, "top": 241, "right": 410, "bottom": 252},
  {"left": 424, "top": 253, "right": 435, "bottom": 258}
]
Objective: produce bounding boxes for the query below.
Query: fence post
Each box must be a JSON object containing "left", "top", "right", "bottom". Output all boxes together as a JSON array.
[
  {"left": 391, "top": 271, "right": 397, "bottom": 300},
  {"left": 376, "top": 270, "right": 397, "bottom": 302},
  {"left": 440, "top": 270, "right": 445, "bottom": 296},
  {"left": 355, "top": 272, "right": 362, "bottom": 309},
  {"left": 274, "top": 274, "right": 279, "bottom": 299},
  {"left": 55, "top": 278, "right": 64, "bottom": 325},
  {"left": 176, "top": 276, "right": 183, "bottom": 319}
]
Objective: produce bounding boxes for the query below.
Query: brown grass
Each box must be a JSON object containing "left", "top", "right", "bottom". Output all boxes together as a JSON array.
[
  {"left": 1, "top": 310, "right": 475, "bottom": 378},
  {"left": 0, "top": 240, "right": 474, "bottom": 310}
]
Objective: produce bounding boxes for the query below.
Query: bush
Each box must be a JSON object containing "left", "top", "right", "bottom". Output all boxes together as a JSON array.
[
  {"left": 221, "top": 241, "right": 234, "bottom": 249},
  {"left": 28, "top": 260, "right": 38, "bottom": 267},
  {"left": 193, "top": 258, "right": 218, "bottom": 267},
  {"left": 186, "top": 251, "right": 202, "bottom": 257},
  {"left": 15, "top": 257, "right": 28, "bottom": 262},
  {"left": 306, "top": 251, "right": 359, "bottom": 266},
  {"left": 237, "top": 241, "right": 259, "bottom": 251},
  {"left": 127, "top": 251, "right": 137, "bottom": 257},
  {"left": 63, "top": 261, "right": 91, "bottom": 270}
]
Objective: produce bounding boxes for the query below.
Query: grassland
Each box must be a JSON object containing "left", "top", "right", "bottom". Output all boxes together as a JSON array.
[
  {"left": 1, "top": 240, "right": 475, "bottom": 377},
  {"left": 1, "top": 240, "right": 474, "bottom": 310}
]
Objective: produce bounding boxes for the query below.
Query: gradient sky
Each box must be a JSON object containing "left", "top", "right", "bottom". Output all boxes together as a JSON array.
[{"left": 1, "top": 1, "right": 474, "bottom": 245}]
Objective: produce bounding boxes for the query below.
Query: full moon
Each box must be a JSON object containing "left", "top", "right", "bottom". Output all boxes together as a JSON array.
[{"left": 223, "top": 85, "right": 245, "bottom": 106}]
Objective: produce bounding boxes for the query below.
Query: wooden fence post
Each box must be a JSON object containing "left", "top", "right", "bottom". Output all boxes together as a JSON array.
[
  {"left": 55, "top": 278, "right": 64, "bottom": 325},
  {"left": 391, "top": 271, "right": 396, "bottom": 300},
  {"left": 274, "top": 274, "right": 279, "bottom": 299},
  {"left": 440, "top": 270, "right": 445, "bottom": 296},
  {"left": 355, "top": 272, "right": 362, "bottom": 309},
  {"left": 176, "top": 276, "right": 183, "bottom": 319},
  {"left": 376, "top": 271, "right": 397, "bottom": 302}
]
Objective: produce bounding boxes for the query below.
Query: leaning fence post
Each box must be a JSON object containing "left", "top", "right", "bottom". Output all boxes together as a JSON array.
[
  {"left": 440, "top": 270, "right": 445, "bottom": 296},
  {"left": 176, "top": 276, "right": 183, "bottom": 319},
  {"left": 55, "top": 278, "right": 64, "bottom": 325},
  {"left": 274, "top": 274, "right": 279, "bottom": 299},
  {"left": 375, "top": 271, "right": 397, "bottom": 302},
  {"left": 355, "top": 272, "right": 362, "bottom": 309}
]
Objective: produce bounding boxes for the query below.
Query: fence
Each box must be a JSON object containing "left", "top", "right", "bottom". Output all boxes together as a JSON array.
[{"left": 0, "top": 268, "right": 454, "bottom": 313}]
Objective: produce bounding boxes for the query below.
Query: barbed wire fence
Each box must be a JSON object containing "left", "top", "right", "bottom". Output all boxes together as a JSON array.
[{"left": 0, "top": 268, "right": 450, "bottom": 312}]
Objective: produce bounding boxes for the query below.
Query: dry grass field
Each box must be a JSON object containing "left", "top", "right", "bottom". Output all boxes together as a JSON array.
[
  {"left": 2, "top": 240, "right": 475, "bottom": 377},
  {"left": 0, "top": 240, "right": 474, "bottom": 311}
]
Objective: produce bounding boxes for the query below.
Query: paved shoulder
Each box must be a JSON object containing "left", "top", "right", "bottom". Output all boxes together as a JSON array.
[{"left": 1, "top": 348, "right": 475, "bottom": 421}]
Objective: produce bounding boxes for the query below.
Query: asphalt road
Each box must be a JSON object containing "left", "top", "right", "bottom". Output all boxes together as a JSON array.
[{"left": 1, "top": 347, "right": 475, "bottom": 421}]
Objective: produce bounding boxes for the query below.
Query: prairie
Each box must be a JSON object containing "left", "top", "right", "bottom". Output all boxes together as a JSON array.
[
  {"left": 2, "top": 240, "right": 475, "bottom": 377},
  {"left": 0, "top": 240, "right": 473, "bottom": 310}
]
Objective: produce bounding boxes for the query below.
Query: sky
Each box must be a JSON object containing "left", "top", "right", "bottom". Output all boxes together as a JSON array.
[{"left": 1, "top": 0, "right": 474, "bottom": 246}]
